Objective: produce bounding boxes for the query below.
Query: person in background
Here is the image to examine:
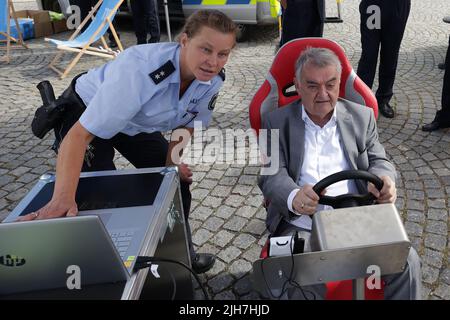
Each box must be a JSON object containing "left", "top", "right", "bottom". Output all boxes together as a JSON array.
[
  {"left": 357, "top": 0, "right": 411, "bottom": 118},
  {"left": 131, "top": 0, "right": 160, "bottom": 45},
  {"left": 279, "top": 0, "right": 325, "bottom": 47}
]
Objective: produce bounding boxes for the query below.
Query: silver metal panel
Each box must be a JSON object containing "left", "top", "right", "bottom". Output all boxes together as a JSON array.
[
  {"left": 252, "top": 242, "right": 411, "bottom": 294},
  {"left": 310, "top": 204, "right": 410, "bottom": 251},
  {"left": 252, "top": 204, "right": 411, "bottom": 297}
]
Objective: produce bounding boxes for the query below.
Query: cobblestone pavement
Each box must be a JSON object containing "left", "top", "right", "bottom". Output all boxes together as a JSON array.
[{"left": 1, "top": 0, "right": 449, "bottom": 300}]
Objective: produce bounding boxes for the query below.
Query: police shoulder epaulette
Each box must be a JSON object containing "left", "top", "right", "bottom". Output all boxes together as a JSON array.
[
  {"left": 218, "top": 68, "right": 226, "bottom": 81},
  {"left": 149, "top": 60, "right": 176, "bottom": 84}
]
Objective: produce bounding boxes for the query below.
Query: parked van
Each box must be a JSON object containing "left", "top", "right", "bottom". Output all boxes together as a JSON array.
[{"left": 37, "top": 0, "right": 280, "bottom": 26}]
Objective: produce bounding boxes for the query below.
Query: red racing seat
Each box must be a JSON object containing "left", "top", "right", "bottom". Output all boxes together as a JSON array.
[{"left": 250, "top": 38, "right": 383, "bottom": 299}]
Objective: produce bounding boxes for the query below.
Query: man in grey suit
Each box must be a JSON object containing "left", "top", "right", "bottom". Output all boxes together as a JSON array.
[{"left": 258, "top": 47, "right": 421, "bottom": 299}]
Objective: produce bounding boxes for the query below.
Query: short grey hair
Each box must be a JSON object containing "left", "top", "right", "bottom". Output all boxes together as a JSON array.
[{"left": 295, "top": 47, "right": 342, "bottom": 80}]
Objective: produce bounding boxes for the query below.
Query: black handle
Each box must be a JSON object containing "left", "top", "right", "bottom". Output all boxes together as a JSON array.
[{"left": 37, "top": 81, "right": 56, "bottom": 107}]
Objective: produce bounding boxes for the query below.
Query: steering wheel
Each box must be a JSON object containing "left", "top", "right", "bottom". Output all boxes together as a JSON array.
[{"left": 312, "top": 170, "right": 384, "bottom": 209}]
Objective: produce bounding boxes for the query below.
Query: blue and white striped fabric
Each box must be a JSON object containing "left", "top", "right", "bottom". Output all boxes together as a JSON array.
[
  {"left": 47, "top": 0, "right": 121, "bottom": 48},
  {"left": 0, "top": 0, "right": 8, "bottom": 33}
]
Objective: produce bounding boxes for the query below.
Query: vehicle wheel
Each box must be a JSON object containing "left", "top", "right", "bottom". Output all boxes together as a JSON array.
[{"left": 236, "top": 24, "right": 247, "bottom": 42}]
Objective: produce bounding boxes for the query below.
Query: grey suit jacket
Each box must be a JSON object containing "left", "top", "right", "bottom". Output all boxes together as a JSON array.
[{"left": 258, "top": 98, "right": 397, "bottom": 234}]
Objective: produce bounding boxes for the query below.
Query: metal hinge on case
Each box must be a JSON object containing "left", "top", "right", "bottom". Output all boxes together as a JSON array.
[{"left": 159, "top": 166, "right": 178, "bottom": 175}]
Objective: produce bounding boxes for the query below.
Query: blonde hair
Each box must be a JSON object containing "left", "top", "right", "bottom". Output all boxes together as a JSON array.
[{"left": 181, "top": 10, "right": 237, "bottom": 41}]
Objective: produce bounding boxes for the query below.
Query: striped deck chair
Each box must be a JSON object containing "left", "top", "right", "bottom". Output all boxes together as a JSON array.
[
  {"left": 46, "top": 0, "right": 124, "bottom": 79},
  {"left": 0, "top": 0, "right": 28, "bottom": 63}
]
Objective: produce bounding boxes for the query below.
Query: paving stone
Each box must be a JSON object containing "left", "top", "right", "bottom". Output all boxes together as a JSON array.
[
  {"left": 206, "top": 170, "right": 224, "bottom": 180},
  {"left": 243, "top": 219, "right": 267, "bottom": 236},
  {"left": 404, "top": 221, "right": 423, "bottom": 237},
  {"left": 244, "top": 195, "right": 264, "bottom": 207},
  {"left": 406, "top": 210, "right": 426, "bottom": 224},
  {"left": 191, "top": 206, "right": 213, "bottom": 220},
  {"left": 238, "top": 175, "right": 258, "bottom": 185},
  {"left": 211, "top": 230, "right": 235, "bottom": 248},
  {"left": 235, "top": 206, "right": 258, "bottom": 219},
  {"left": 202, "top": 196, "right": 223, "bottom": 208},
  {"left": 203, "top": 217, "right": 225, "bottom": 232},
  {"left": 425, "top": 220, "right": 448, "bottom": 236},
  {"left": 233, "top": 234, "right": 257, "bottom": 250},
  {"left": 192, "top": 228, "right": 214, "bottom": 246},
  {"left": 224, "top": 195, "right": 245, "bottom": 208},
  {"left": 422, "top": 249, "right": 444, "bottom": 269},
  {"left": 422, "top": 264, "right": 440, "bottom": 285},
  {"left": 224, "top": 168, "right": 242, "bottom": 177},
  {"left": 218, "top": 176, "right": 238, "bottom": 186},
  {"left": 433, "top": 284, "right": 450, "bottom": 300},
  {"left": 210, "top": 186, "right": 232, "bottom": 198},
  {"left": 205, "top": 259, "right": 226, "bottom": 277},
  {"left": 424, "top": 234, "right": 447, "bottom": 251},
  {"left": 440, "top": 269, "right": 450, "bottom": 285},
  {"left": 427, "top": 208, "right": 448, "bottom": 221},
  {"left": 223, "top": 216, "right": 248, "bottom": 232},
  {"left": 229, "top": 259, "right": 253, "bottom": 278},
  {"left": 232, "top": 185, "right": 253, "bottom": 196},
  {"left": 208, "top": 274, "right": 235, "bottom": 294},
  {"left": 191, "top": 188, "right": 210, "bottom": 201},
  {"left": 217, "top": 246, "right": 242, "bottom": 263},
  {"left": 215, "top": 205, "right": 236, "bottom": 219}
]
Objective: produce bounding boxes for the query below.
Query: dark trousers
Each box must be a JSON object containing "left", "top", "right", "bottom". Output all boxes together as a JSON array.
[
  {"left": 54, "top": 81, "right": 195, "bottom": 259},
  {"left": 280, "top": 0, "right": 324, "bottom": 46},
  {"left": 70, "top": 0, "right": 118, "bottom": 43},
  {"left": 438, "top": 36, "right": 450, "bottom": 119},
  {"left": 131, "top": 0, "right": 160, "bottom": 44},
  {"left": 357, "top": 0, "right": 411, "bottom": 105}
]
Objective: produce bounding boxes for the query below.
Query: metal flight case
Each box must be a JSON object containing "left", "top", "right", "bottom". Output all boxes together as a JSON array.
[{"left": 1, "top": 167, "right": 194, "bottom": 300}]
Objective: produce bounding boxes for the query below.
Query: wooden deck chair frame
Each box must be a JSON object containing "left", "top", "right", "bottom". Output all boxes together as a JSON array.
[
  {"left": 0, "top": 0, "right": 28, "bottom": 63},
  {"left": 46, "top": 0, "right": 124, "bottom": 79}
]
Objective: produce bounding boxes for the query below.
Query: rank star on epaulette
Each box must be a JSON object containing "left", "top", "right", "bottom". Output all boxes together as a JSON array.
[
  {"left": 218, "top": 68, "right": 226, "bottom": 81},
  {"left": 149, "top": 61, "right": 175, "bottom": 84}
]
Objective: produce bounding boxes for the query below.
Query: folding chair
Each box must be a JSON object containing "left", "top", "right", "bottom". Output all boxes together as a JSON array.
[
  {"left": 249, "top": 38, "right": 383, "bottom": 299},
  {"left": 46, "top": 0, "right": 124, "bottom": 79},
  {"left": 0, "top": 0, "right": 28, "bottom": 63}
]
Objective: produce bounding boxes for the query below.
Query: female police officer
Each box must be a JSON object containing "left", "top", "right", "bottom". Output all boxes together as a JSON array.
[{"left": 20, "top": 10, "right": 237, "bottom": 274}]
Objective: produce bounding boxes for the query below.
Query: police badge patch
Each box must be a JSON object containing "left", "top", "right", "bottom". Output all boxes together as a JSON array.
[{"left": 208, "top": 93, "right": 219, "bottom": 111}]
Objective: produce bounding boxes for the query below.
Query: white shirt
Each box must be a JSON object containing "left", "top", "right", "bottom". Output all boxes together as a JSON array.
[{"left": 287, "top": 105, "right": 358, "bottom": 230}]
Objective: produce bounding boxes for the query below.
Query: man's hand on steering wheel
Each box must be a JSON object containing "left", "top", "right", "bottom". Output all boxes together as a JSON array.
[
  {"left": 292, "top": 184, "right": 322, "bottom": 215},
  {"left": 368, "top": 175, "right": 397, "bottom": 204}
]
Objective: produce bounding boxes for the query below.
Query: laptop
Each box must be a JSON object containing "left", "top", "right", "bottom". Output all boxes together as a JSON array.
[{"left": 0, "top": 215, "right": 131, "bottom": 296}]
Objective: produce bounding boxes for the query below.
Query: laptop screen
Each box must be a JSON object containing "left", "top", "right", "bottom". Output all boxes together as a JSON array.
[{"left": 18, "top": 173, "right": 164, "bottom": 216}]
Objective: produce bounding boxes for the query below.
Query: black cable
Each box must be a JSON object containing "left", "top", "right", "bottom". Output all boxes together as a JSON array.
[
  {"left": 134, "top": 256, "right": 209, "bottom": 300},
  {"left": 260, "top": 234, "right": 295, "bottom": 299},
  {"left": 260, "top": 233, "right": 316, "bottom": 300}
]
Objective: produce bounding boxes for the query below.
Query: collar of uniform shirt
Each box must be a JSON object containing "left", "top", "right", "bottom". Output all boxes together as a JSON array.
[
  {"left": 170, "top": 44, "right": 212, "bottom": 86},
  {"left": 300, "top": 103, "right": 338, "bottom": 130}
]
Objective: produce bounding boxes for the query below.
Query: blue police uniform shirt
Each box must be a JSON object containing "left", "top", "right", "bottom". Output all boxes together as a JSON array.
[{"left": 76, "top": 42, "right": 224, "bottom": 139}]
